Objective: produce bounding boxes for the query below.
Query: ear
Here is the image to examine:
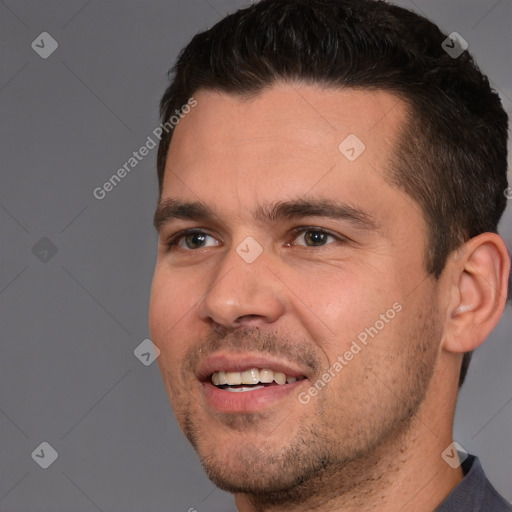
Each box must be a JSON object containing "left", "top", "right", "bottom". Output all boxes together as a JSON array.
[{"left": 442, "top": 233, "right": 510, "bottom": 354}]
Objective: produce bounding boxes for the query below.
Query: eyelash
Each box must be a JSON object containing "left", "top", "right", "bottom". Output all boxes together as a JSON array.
[{"left": 163, "top": 226, "right": 345, "bottom": 252}]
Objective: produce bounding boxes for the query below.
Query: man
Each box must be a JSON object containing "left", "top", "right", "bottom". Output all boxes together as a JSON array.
[{"left": 149, "top": 0, "right": 511, "bottom": 510}]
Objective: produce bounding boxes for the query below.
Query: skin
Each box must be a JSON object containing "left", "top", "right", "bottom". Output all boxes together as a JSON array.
[{"left": 149, "top": 83, "right": 510, "bottom": 511}]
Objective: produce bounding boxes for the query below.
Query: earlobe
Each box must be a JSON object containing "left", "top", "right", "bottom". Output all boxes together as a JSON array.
[{"left": 443, "top": 233, "right": 510, "bottom": 354}]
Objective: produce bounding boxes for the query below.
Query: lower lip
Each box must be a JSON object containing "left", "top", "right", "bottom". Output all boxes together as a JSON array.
[{"left": 202, "top": 380, "right": 306, "bottom": 413}]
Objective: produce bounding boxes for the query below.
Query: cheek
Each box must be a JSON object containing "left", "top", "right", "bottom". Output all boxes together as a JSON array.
[
  {"left": 150, "top": 275, "right": 195, "bottom": 413},
  {"left": 284, "top": 263, "right": 392, "bottom": 349},
  {"left": 149, "top": 266, "right": 201, "bottom": 378},
  {"left": 150, "top": 266, "right": 198, "bottom": 334}
]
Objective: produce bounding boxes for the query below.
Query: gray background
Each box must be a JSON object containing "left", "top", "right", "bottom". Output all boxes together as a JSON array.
[{"left": 0, "top": 1, "right": 511, "bottom": 511}]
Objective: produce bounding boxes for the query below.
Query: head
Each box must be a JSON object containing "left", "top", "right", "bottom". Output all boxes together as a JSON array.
[{"left": 149, "top": 0, "right": 510, "bottom": 506}]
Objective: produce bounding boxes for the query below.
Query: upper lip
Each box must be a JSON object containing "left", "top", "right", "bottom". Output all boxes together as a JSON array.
[{"left": 196, "top": 352, "right": 312, "bottom": 382}]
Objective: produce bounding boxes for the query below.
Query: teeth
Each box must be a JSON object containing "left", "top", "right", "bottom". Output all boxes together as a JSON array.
[
  {"left": 241, "top": 368, "right": 260, "bottom": 384},
  {"left": 225, "top": 385, "right": 266, "bottom": 393},
  {"left": 211, "top": 368, "right": 303, "bottom": 387},
  {"left": 273, "top": 371, "right": 286, "bottom": 385},
  {"left": 225, "top": 371, "right": 242, "bottom": 385},
  {"left": 259, "top": 369, "right": 274, "bottom": 383}
]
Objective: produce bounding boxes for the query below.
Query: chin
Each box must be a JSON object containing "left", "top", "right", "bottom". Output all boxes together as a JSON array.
[
  {"left": 200, "top": 445, "right": 335, "bottom": 508},
  {"left": 191, "top": 420, "right": 335, "bottom": 498},
  {"left": 200, "top": 452, "right": 310, "bottom": 495}
]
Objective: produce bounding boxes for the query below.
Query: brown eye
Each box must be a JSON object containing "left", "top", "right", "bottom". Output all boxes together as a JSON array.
[
  {"left": 166, "top": 230, "right": 219, "bottom": 251},
  {"left": 183, "top": 232, "right": 208, "bottom": 249},
  {"left": 303, "top": 230, "right": 331, "bottom": 246},
  {"left": 291, "top": 228, "right": 338, "bottom": 247}
]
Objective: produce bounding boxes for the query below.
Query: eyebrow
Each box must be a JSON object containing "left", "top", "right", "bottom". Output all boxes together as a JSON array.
[{"left": 153, "top": 197, "right": 378, "bottom": 232}]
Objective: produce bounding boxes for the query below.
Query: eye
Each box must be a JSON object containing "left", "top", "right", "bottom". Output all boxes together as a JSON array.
[
  {"left": 164, "top": 229, "right": 219, "bottom": 251},
  {"left": 289, "top": 227, "right": 341, "bottom": 247}
]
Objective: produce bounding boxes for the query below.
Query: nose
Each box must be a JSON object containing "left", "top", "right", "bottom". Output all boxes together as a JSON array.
[{"left": 196, "top": 241, "right": 286, "bottom": 328}]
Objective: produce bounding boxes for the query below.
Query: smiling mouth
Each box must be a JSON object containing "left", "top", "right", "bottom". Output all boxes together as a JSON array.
[{"left": 211, "top": 368, "right": 307, "bottom": 392}]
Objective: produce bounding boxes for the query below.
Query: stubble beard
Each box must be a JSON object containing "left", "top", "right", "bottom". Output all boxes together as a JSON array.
[{"left": 174, "top": 302, "right": 441, "bottom": 509}]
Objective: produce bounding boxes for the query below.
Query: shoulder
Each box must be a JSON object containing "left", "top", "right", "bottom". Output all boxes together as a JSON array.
[{"left": 436, "top": 454, "right": 512, "bottom": 512}]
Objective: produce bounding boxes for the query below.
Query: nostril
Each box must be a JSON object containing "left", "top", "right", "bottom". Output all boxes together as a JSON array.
[{"left": 235, "top": 314, "right": 263, "bottom": 323}]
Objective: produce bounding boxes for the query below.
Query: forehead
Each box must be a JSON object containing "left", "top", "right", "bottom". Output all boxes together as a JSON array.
[
  {"left": 167, "top": 84, "right": 407, "bottom": 163},
  {"left": 161, "top": 84, "right": 416, "bottom": 228}
]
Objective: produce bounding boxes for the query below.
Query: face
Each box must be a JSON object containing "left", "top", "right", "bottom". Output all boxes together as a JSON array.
[{"left": 149, "top": 84, "right": 443, "bottom": 499}]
